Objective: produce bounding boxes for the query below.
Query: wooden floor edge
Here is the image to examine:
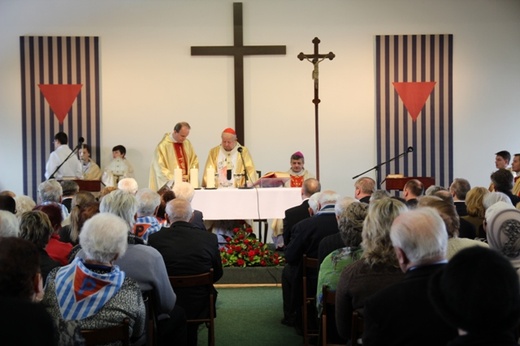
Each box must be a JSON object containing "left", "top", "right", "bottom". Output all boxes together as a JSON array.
[{"left": 215, "top": 283, "right": 282, "bottom": 288}]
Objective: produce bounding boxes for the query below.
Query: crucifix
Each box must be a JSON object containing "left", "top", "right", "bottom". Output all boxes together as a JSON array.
[
  {"left": 298, "top": 37, "right": 335, "bottom": 181},
  {"left": 191, "top": 2, "right": 286, "bottom": 145}
]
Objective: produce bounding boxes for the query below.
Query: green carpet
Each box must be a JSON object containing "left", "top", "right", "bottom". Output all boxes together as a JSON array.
[{"left": 197, "top": 286, "right": 302, "bottom": 346}]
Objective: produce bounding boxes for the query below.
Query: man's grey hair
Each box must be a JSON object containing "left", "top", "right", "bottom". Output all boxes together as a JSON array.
[
  {"left": 38, "top": 179, "right": 62, "bottom": 203},
  {"left": 60, "top": 180, "right": 79, "bottom": 196},
  {"left": 425, "top": 185, "right": 447, "bottom": 196},
  {"left": 390, "top": 207, "right": 448, "bottom": 264},
  {"left": 172, "top": 181, "right": 195, "bottom": 202},
  {"left": 165, "top": 198, "right": 193, "bottom": 223},
  {"left": 99, "top": 190, "right": 137, "bottom": 229},
  {"left": 118, "top": 178, "right": 139, "bottom": 194},
  {"left": 0, "top": 210, "right": 20, "bottom": 238},
  {"left": 80, "top": 213, "right": 128, "bottom": 264},
  {"left": 483, "top": 191, "right": 513, "bottom": 209},
  {"left": 370, "top": 190, "right": 391, "bottom": 202},
  {"left": 308, "top": 192, "right": 321, "bottom": 213},
  {"left": 449, "top": 178, "right": 471, "bottom": 200},
  {"left": 334, "top": 196, "right": 357, "bottom": 217},
  {"left": 136, "top": 188, "right": 161, "bottom": 216},
  {"left": 318, "top": 190, "right": 340, "bottom": 208}
]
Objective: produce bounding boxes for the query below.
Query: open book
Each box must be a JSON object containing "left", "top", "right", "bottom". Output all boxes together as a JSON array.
[{"left": 253, "top": 171, "right": 290, "bottom": 188}]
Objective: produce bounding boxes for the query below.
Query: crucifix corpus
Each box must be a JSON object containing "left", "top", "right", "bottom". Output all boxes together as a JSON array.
[
  {"left": 298, "top": 37, "right": 335, "bottom": 181},
  {"left": 191, "top": 2, "right": 286, "bottom": 145}
]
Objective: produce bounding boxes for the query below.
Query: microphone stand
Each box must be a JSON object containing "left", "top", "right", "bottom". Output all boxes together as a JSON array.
[
  {"left": 237, "top": 147, "right": 252, "bottom": 189},
  {"left": 48, "top": 141, "right": 83, "bottom": 180},
  {"left": 352, "top": 147, "right": 413, "bottom": 190}
]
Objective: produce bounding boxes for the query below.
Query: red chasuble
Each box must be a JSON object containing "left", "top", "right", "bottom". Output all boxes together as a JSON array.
[{"left": 290, "top": 175, "right": 304, "bottom": 187}]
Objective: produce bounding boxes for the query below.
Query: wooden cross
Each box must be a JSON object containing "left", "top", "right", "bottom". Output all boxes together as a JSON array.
[
  {"left": 191, "top": 2, "right": 286, "bottom": 145},
  {"left": 298, "top": 37, "right": 335, "bottom": 181}
]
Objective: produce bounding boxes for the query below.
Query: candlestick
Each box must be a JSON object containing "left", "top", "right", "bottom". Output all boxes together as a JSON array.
[
  {"left": 174, "top": 167, "right": 182, "bottom": 186},
  {"left": 190, "top": 167, "right": 199, "bottom": 188},
  {"left": 206, "top": 166, "right": 215, "bottom": 188}
]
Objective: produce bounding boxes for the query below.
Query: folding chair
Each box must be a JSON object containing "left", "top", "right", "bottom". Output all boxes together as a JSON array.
[{"left": 169, "top": 269, "right": 215, "bottom": 346}]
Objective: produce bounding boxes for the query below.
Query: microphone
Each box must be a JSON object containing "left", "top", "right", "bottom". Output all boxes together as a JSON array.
[
  {"left": 407, "top": 146, "right": 414, "bottom": 153},
  {"left": 236, "top": 146, "right": 251, "bottom": 189},
  {"left": 74, "top": 137, "right": 85, "bottom": 152}
]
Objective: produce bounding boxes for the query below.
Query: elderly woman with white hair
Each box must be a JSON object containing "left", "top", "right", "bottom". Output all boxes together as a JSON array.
[
  {"left": 43, "top": 213, "right": 145, "bottom": 340},
  {"left": 100, "top": 189, "right": 139, "bottom": 232},
  {"left": 93, "top": 189, "right": 185, "bottom": 345}
]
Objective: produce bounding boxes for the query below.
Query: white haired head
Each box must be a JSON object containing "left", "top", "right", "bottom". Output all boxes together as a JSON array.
[
  {"left": 390, "top": 207, "right": 448, "bottom": 265},
  {"left": 0, "top": 210, "right": 20, "bottom": 238},
  {"left": 118, "top": 178, "right": 138, "bottom": 194},
  {"left": 99, "top": 190, "right": 137, "bottom": 229},
  {"left": 80, "top": 213, "right": 128, "bottom": 264},
  {"left": 172, "top": 181, "right": 195, "bottom": 202}
]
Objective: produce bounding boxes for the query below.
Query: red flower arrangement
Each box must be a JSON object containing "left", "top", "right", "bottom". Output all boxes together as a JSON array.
[{"left": 220, "top": 224, "right": 285, "bottom": 267}]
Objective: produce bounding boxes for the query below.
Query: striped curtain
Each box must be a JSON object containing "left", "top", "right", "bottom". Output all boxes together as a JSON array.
[
  {"left": 375, "top": 34, "right": 453, "bottom": 189},
  {"left": 20, "top": 36, "right": 100, "bottom": 200}
]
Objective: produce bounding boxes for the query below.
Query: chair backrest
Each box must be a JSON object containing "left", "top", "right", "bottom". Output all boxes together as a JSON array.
[
  {"left": 303, "top": 255, "right": 319, "bottom": 345},
  {"left": 168, "top": 269, "right": 215, "bottom": 346},
  {"left": 142, "top": 290, "right": 158, "bottom": 346},
  {"left": 321, "top": 285, "right": 345, "bottom": 346},
  {"left": 303, "top": 254, "right": 319, "bottom": 276},
  {"left": 81, "top": 318, "right": 130, "bottom": 346},
  {"left": 351, "top": 310, "right": 364, "bottom": 346},
  {"left": 169, "top": 269, "right": 214, "bottom": 288}
]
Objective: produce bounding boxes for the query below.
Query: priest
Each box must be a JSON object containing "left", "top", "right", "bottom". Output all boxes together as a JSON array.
[
  {"left": 149, "top": 122, "right": 199, "bottom": 191},
  {"left": 202, "top": 127, "right": 257, "bottom": 188},
  {"left": 284, "top": 151, "right": 314, "bottom": 187}
]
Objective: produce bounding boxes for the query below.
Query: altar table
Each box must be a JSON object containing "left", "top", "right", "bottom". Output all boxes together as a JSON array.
[{"left": 192, "top": 187, "right": 302, "bottom": 220}]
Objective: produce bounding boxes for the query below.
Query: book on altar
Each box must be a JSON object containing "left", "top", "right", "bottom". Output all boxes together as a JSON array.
[{"left": 253, "top": 171, "right": 290, "bottom": 188}]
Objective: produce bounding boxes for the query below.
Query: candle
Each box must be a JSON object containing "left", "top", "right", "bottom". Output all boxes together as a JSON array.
[
  {"left": 174, "top": 167, "right": 182, "bottom": 186},
  {"left": 206, "top": 165, "right": 215, "bottom": 188},
  {"left": 190, "top": 167, "right": 199, "bottom": 188}
]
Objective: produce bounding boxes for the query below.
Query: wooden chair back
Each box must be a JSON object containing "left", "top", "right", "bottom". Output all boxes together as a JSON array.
[
  {"left": 320, "top": 285, "right": 345, "bottom": 346},
  {"left": 351, "top": 309, "right": 364, "bottom": 345},
  {"left": 142, "top": 290, "right": 158, "bottom": 346},
  {"left": 302, "top": 254, "right": 319, "bottom": 346},
  {"left": 169, "top": 269, "right": 215, "bottom": 346},
  {"left": 81, "top": 318, "right": 130, "bottom": 346}
]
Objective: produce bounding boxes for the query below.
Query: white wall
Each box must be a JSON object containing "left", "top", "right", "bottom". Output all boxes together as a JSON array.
[{"left": 1, "top": 0, "right": 519, "bottom": 197}]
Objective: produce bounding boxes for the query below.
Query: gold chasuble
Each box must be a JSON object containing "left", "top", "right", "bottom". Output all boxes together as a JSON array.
[
  {"left": 149, "top": 133, "right": 199, "bottom": 191},
  {"left": 203, "top": 143, "right": 257, "bottom": 188}
]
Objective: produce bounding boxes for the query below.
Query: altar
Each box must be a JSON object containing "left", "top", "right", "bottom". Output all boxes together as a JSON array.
[{"left": 191, "top": 187, "right": 302, "bottom": 220}]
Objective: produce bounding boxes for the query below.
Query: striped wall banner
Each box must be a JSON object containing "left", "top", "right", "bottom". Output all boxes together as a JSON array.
[
  {"left": 375, "top": 34, "right": 453, "bottom": 189},
  {"left": 20, "top": 36, "right": 100, "bottom": 200}
]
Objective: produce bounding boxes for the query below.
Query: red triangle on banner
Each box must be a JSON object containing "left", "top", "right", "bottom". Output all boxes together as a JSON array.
[
  {"left": 392, "top": 82, "right": 436, "bottom": 121},
  {"left": 38, "top": 84, "right": 83, "bottom": 124}
]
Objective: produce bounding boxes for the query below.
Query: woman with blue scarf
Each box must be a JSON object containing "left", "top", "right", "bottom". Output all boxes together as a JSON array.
[{"left": 43, "top": 212, "right": 145, "bottom": 341}]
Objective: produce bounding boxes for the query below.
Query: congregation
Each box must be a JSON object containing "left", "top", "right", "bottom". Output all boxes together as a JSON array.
[{"left": 2, "top": 125, "right": 520, "bottom": 346}]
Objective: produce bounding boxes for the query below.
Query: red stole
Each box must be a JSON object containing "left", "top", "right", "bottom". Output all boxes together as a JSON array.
[
  {"left": 290, "top": 175, "right": 304, "bottom": 187},
  {"left": 173, "top": 143, "right": 188, "bottom": 175}
]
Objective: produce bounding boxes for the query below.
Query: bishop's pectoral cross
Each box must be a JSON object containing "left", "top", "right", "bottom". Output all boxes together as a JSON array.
[
  {"left": 191, "top": 2, "right": 286, "bottom": 145},
  {"left": 298, "top": 37, "right": 335, "bottom": 181}
]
